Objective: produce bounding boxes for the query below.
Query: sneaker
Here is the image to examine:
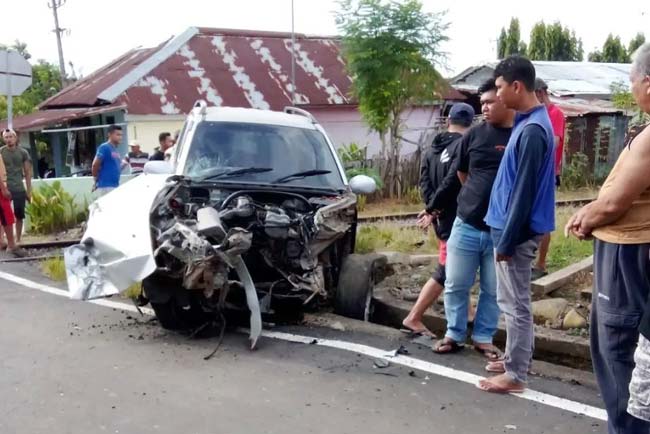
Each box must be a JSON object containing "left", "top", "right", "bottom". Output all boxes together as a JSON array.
[{"left": 8, "top": 247, "right": 28, "bottom": 258}]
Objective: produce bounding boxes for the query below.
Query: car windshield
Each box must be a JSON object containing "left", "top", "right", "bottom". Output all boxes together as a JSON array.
[{"left": 183, "top": 121, "right": 345, "bottom": 190}]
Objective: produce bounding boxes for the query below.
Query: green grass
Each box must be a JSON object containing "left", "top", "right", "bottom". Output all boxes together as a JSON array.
[
  {"left": 355, "top": 207, "right": 593, "bottom": 272},
  {"left": 355, "top": 222, "right": 437, "bottom": 254},
  {"left": 41, "top": 257, "right": 66, "bottom": 282},
  {"left": 546, "top": 206, "right": 594, "bottom": 272},
  {"left": 124, "top": 283, "right": 143, "bottom": 300},
  {"left": 556, "top": 187, "right": 599, "bottom": 201}
]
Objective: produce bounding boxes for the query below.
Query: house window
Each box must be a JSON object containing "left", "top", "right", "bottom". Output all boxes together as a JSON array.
[{"left": 106, "top": 115, "right": 115, "bottom": 125}]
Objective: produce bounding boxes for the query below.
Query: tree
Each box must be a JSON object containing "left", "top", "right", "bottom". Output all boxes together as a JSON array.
[
  {"left": 336, "top": 0, "right": 447, "bottom": 197},
  {"left": 611, "top": 81, "right": 650, "bottom": 126},
  {"left": 526, "top": 21, "right": 583, "bottom": 61},
  {"left": 589, "top": 34, "right": 629, "bottom": 63},
  {"left": 628, "top": 32, "right": 646, "bottom": 56},
  {"left": 497, "top": 18, "right": 527, "bottom": 59},
  {"left": 0, "top": 41, "right": 63, "bottom": 121}
]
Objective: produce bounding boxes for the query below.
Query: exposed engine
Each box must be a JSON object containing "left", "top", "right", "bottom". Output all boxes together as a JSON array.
[{"left": 148, "top": 182, "right": 356, "bottom": 314}]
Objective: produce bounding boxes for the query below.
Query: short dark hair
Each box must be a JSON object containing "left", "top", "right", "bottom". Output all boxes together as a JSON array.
[
  {"left": 107, "top": 124, "right": 122, "bottom": 134},
  {"left": 159, "top": 132, "right": 171, "bottom": 143},
  {"left": 494, "top": 56, "right": 536, "bottom": 91},
  {"left": 478, "top": 78, "right": 497, "bottom": 95}
]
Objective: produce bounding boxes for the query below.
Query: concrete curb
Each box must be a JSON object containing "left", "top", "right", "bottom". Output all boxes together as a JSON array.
[{"left": 372, "top": 288, "right": 592, "bottom": 370}]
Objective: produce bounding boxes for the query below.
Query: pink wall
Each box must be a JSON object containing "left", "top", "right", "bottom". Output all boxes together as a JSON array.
[{"left": 308, "top": 105, "right": 441, "bottom": 156}]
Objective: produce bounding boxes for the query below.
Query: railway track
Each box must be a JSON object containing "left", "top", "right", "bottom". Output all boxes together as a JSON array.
[
  {"left": 8, "top": 197, "right": 593, "bottom": 256},
  {"left": 358, "top": 197, "right": 595, "bottom": 224}
]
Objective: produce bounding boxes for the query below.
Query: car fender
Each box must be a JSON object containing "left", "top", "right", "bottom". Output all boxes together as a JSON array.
[{"left": 64, "top": 174, "right": 170, "bottom": 300}]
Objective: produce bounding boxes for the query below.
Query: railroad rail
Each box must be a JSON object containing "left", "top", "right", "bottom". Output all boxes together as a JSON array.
[{"left": 358, "top": 197, "right": 595, "bottom": 224}]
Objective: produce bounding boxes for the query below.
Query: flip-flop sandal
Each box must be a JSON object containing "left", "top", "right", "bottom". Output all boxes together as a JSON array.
[
  {"left": 401, "top": 325, "right": 436, "bottom": 338},
  {"left": 433, "top": 339, "right": 465, "bottom": 354},
  {"left": 474, "top": 345, "right": 504, "bottom": 361},
  {"left": 477, "top": 379, "right": 525, "bottom": 394}
]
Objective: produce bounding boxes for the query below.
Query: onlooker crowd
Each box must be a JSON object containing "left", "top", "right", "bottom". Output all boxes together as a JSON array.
[{"left": 409, "top": 45, "right": 650, "bottom": 433}]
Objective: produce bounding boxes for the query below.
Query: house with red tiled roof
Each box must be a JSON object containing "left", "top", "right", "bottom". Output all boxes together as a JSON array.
[{"left": 3, "top": 27, "right": 449, "bottom": 177}]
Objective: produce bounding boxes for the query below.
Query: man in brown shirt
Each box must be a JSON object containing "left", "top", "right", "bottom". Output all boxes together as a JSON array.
[{"left": 566, "top": 42, "right": 650, "bottom": 434}]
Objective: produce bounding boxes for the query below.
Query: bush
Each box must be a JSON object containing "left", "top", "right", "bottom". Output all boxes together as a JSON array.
[
  {"left": 338, "top": 143, "right": 384, "bottom": 190},
  {"left": 26, "top": 181, "right": 87, "bottom": 234},
  {"left": 561, "top": 152, "right": 592, "bottom": 191},
  {"left": 404, "top": 186, "right": 422, "bottom": 205}
]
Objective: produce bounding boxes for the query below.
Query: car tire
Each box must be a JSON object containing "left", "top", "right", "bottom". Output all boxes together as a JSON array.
[
  {"left": 150, "top": 300, "right": 184, "bottom": 330},
  {"left": 334, "top": 254, "right": 378, "bottom": 321}
]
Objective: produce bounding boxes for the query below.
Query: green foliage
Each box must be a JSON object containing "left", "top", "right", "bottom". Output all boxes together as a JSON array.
[
  {"left": 497, "top": 18, "right": 527, "bottom": 59},
  {"left": 124, "top": 283, "right": 143, "bottom": 300},
  {"left": 356, "top": 194, "right": 367, "bottom": 212},
  {"left": 547, "top": 207, "right": 594, "bottom": 272},
  {"left": 338, "top": 143, "right": 383, "bottom": 189},
  {"left": 0, "top": 41, "right": 63, "bottom": 121},
  {"left": 336, "top": 0, "right": 448, "bottom": 134},
  {"left": 561, "top": 152, "right": 592, "bottom": 190},
  {"left": 336, "top": 0, "right": 447, "bottom": 197},
  {"left": 527, "top": 21, "right": 583, "bottom": 61},
  {"left": 588, "top": 34, "right": 629, "bottom": 63},
  {"left": 26, "top": 181, "right": 87, "bottom": 235},
  {"left": 611, "top": 81, "right": 650, "bottom": 126},
  {"left": 628, "top": 33, "right": 646, "bottom": 56},
  {"left": 41, "top": 257, "right": 66, "bottom": 282},
  {"left": 404, "top": 186, "right": 421, "bottom": 205}
]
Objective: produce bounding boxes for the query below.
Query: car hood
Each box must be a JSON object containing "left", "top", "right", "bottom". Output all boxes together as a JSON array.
[{"left": 64, "top": 174, "right": 170, "bottom": 300}]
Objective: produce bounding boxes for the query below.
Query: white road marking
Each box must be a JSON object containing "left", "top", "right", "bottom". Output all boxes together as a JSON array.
[{"left": 0, "top": 270, "right": 607, "bottom": 422}]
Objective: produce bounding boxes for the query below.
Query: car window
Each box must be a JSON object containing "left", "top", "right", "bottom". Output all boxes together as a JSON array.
[{"left": 183, "top": 121, "right": 344, "bottom": 189}]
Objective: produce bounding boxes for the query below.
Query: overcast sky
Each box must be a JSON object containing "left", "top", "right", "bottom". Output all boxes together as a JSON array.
[{"left": 2, "top": 0, "right": 649, "bottom": 78}]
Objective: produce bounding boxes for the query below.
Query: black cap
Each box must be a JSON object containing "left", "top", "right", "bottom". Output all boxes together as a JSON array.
[
  {"left": 535, "top": 78, "right": 548, "bottom": 91},
  {"left": 448, "top": 103, "right": 475, "bottom": 127}
]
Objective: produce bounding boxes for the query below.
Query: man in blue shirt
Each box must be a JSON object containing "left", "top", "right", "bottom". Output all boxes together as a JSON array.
[
  {"left": 92, "top": 125, "right": 126, "bottom": 196},
  {"left": 479, "top": 56, "right": 556, "bottom": 394}
]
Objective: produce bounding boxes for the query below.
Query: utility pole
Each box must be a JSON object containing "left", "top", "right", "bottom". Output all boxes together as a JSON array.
[{"left": 48, "top": 0, "right": 67, "bottom": 85}]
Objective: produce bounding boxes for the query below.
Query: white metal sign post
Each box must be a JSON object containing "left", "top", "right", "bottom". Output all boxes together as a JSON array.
[{"left": 0, "top": 50, "right": 32, "bottom": 130}]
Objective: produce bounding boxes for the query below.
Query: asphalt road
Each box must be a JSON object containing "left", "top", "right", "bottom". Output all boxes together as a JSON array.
[{"left": 0, "top": 261, "right": 607, "bottom": 434}]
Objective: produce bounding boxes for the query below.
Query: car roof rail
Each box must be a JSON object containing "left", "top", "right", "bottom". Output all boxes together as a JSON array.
[
  {"left": 284, "top": 106, "right": 317, "bottom": 123},
  {"left": 193, "top": 100, "right": 208, "bottom": 115}
]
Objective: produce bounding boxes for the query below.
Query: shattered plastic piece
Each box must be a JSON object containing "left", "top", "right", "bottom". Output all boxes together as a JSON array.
[
  {"left": 408, "top": 371, "right": 417, "bottom": 378},
  {"left": 373, "top": 359, "right": 391, "bottom": 369},
  {"left": 309, "top": 339, "right": 318, "bottom": 345},
  {"left": 232, "top": 256, "right": 262, "bottom": 349},
  {"left": 505, "top": 425, "right": 517, "bottom": 430}
]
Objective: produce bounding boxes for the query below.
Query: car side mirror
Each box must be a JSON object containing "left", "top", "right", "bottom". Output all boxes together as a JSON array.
[
  {"left": 144, "top": 161, "right": 173, "bottom": 175},
  {"left": 349, "top": 175, "right": 377, "bottom": 195}
]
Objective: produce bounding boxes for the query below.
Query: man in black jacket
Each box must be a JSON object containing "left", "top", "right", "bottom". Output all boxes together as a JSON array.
[{"left": 402, "top": 103, "right": 475, "bottom": 336}]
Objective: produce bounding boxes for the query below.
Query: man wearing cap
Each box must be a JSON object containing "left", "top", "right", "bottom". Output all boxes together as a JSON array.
[
  {"left": 402, "top": 102, "right": 475, "bottom": 336},
  {"left": 433, "top": 79, "right": 515, "bottom": 358},
  {"left": 124, "top": 141, "right": 149, "bottom": 175},
  {"left": 532, "top": 78, "right": 566, "bottom": 279},
  {"left": 0, "top": 128, "right": 32, "bottom": 246}
]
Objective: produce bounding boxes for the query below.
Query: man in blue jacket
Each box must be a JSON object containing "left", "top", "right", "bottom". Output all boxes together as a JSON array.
[{"left": 479, "top": 56, "right": 556, "bottom": 394}]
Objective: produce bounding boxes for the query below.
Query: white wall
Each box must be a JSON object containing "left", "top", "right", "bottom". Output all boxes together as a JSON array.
[{"left": 126, "top": 115, "right": 185, "bottom": 154}]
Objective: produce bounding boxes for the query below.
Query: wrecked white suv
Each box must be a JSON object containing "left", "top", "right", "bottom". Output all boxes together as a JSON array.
[{"left": 65, "top": 103, "right": 384, "bottom": 347}]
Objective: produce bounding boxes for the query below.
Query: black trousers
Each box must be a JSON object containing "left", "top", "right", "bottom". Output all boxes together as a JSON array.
[{"left": 591, "top": 239, "right": 650, "bottom": 434}]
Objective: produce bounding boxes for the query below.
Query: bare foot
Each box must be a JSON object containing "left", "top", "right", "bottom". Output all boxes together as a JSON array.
[{"left": 477, "top": 373, "right": 525, "bottom": 394}]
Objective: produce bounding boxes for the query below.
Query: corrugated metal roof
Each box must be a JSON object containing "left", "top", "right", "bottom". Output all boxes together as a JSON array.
[
  {"left": 551, "top": 97, "right": 624, "bottom": 117},
  {"left": 451, "top": 61, "right": 632, "bottom": 98},
  {"left": 39, "top": 27, "right": 354, "bottom": 114},
  {"left": 0, "top": 105, "right": 125, "bottom": 131}
]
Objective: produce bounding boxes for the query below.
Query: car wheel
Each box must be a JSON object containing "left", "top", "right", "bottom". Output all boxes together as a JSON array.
[
  {"left": 150, "top": 300, "right": 184, "bottom": 330},
  {"left": 335, "top": 254, "right": 379, "bottom": 321}
]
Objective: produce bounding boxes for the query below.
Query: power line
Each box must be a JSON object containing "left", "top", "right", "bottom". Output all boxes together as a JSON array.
[{"left": 47, "top": 0, "right": 67, "bottom": 85}]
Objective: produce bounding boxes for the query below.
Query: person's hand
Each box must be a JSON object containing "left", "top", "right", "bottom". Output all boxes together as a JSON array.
[
  {"left": 1, "top": 184, "right": 11, "bottom": 200},
  {"left": 496, "top": 253, "right": 511, "bottom": 262},
  {"left": 564, "top": 205, "right": 593, "bottom": 240},
  {"left": 417, "top": 212, "right": 434, "bottom": 230}
]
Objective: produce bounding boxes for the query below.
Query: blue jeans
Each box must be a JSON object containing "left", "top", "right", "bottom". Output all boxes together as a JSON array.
[{"left": 444, "top": 218, "right": 499, "bottom": 344}]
